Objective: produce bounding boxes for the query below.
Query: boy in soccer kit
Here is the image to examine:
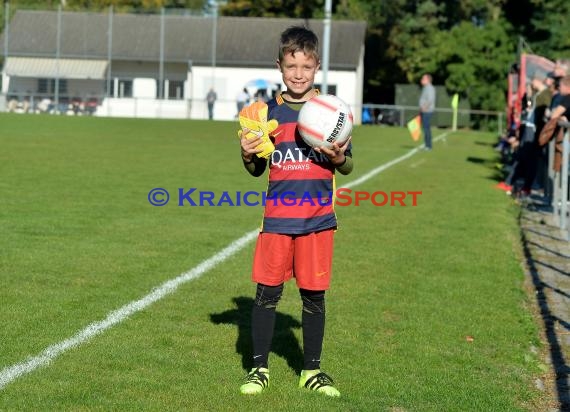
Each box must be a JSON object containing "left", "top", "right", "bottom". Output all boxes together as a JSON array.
[{"left": 237, "top": 26, "right": 353, "bottom": 397}]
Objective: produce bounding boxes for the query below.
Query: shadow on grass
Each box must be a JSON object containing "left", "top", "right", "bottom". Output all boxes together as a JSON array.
[
  {"left": 210, "top": 296, "right": 303, "bottom": 374},
  {"left": 466, "top": 156, "right": 505, "bottom": 183},
  {"left": 527, "top": 240, "right": 570, "bottom": 259},
  {"left": 540, "top": 280, "right": 570, "bottom": 300},
  {"left": 474, "top": 140, "right": 496, "bottom": 147},
  {"left": 520, "top": 229, "right": 570, "bottom": 409},
  {"left": 525, "top": 227, "right": 569, "bottom": 243},
  {"left": 466, "top": 156, "right": 501, "bottom": 170},
  {"left": 534, "top": 260, "right": 570, "bottom": 277}
]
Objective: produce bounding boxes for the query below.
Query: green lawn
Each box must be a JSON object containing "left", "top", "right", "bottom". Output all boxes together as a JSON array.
[{"left": 0, "top": 113, "right": 545, "bottom": 411}]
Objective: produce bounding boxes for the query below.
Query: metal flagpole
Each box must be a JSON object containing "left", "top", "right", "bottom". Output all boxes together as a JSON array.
[
  {"left": 107, "top": 5, "right": 113, "bottom": 98},
  {"left": 3, "top": 2, "right": 8, "bottom": 64},
  {"left": 211, "top": 1, "right": 218, "bottom": 88},
  {"left": 159, "top": 7, "right": 165, "bottom": 99},
  {"left": 2, "top": 1, "right": 8, "bottom": 97},
  {"left": 55, "top": 4, "right": 62, "bottom": 113},
  {"left": 321, "top": 0, "right": 332, "bottom": 94}
]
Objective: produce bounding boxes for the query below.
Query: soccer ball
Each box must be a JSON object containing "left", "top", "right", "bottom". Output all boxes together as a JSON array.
[{"left": 297, "top": 94, "right": 353, "bottom": 149}]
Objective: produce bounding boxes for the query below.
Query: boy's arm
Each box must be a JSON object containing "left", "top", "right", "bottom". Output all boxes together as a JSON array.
[
  {"left": 335, "top": 155, "right": 353, "bottom": 175},
  {"left": 241, "top": 151, "right": 267, "bottom": 177},
  {"left": 315, "top": 138, "right": 354, "bottom": 175},
  {"left": 240, "top": 132, "right": 267, "bottom": 177}
]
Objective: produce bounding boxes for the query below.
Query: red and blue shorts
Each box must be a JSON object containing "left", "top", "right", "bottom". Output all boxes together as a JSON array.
[{"left": 251, "top": 229, "right": 334, "bottom": 291}]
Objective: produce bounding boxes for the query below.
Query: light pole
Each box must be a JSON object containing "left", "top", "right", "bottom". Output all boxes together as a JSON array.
[
  {"left": 211, "top": 0, "right": 218, "bottom": 88},
  {"left": 321, "top": 0, "right": 332, "bottom": 94}
]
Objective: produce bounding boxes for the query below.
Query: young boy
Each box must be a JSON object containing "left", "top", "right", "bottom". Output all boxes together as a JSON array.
[{"left": 238, "top": 26, "right": 353, "bottom": 397}]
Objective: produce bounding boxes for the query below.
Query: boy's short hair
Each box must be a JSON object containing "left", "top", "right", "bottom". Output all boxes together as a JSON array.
[{"left": 278, "top": 26, "right": 320, "bottom": 62}]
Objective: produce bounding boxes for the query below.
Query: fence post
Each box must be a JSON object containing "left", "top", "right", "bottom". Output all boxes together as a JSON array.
[
  {"left": 547, "top": 138, "right": 555, "bottom": 202},
  {"left": 561, "top": 128, "right": 569, "bottom": 236},
  {"left": 497, "top": 112, "right": 502, "bottom": 136}
]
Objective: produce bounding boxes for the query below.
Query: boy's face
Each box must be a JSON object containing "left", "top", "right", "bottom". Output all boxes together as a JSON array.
[{"left": 277, "top": 51, "right": 320, "bottom": 100}]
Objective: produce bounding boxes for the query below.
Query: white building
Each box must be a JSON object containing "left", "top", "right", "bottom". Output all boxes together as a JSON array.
[{"left": 0, "top": 10, "right": 366, "bottom": 122}]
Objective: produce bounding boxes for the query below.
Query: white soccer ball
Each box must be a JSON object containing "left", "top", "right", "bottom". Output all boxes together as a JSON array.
[{"left": 297, "top": 94, "right": 353, "bottom": 149}]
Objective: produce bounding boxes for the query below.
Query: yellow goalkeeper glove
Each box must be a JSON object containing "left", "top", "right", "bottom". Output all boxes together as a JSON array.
[{"left": 238, "top": 101, "right": 278, "bottom": 159}]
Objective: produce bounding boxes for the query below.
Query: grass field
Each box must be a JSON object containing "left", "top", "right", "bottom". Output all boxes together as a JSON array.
[{"left": 0, "top": 113, "right": 547, "bottom": 411}]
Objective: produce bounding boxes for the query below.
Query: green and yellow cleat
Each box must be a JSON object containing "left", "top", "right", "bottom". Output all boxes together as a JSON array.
[
  {"left": 239, "top": 367, "right": 269, "bottom": 395},
  {"left": 299, "top": 369, "right": 340, "bottom": 397}
]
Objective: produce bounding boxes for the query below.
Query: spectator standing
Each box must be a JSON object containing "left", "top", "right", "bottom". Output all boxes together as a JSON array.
[
  {"left": 549, "top": 75, "right": 570, "bottom": 119},
  {"left": 500, "top": 74, "right": 552, "bottom": 198},
  {"left": 206, "top": 88, "right": 217, "bottom": 120},
  {"left": 516, "top": 74, "right": 551, "bottom": 195},
  {"left": 546, "top": 71, "right": 563, "bottom": 117},
  {"left": 419, "top": 73, "right": 436, "bottom": 150},
  {"left": 236, "top": 88, "right": 250, "bottom": 117},
  {"left": 531, "top": 74, "right": 553, "bottom": 194}
]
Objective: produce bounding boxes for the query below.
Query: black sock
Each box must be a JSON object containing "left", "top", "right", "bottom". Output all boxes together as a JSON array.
[
  {"left": 251, "top": 284, "right": 283, "bottom": 368},
  {"left": 251, "top": 304, "right": 276, "bottom": 368},
  {"left": 300, "top": 289, "right": 325, "bottom": 370}
]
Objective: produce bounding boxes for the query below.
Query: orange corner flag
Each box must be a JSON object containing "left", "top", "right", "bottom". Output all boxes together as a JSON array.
[{"left": 407, "top": 115, "right": 422, "bottom": 141}]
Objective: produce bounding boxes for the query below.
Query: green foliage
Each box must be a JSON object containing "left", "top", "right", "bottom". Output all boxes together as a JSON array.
[
  {"left": 334, "top": 0, "right": 381, "bottom": 26},
  {"left": 62, "top": 0, "right": 206, "bottom": 11},
  {"left": 447, "top": 0, "right": 507, "bottom": 23},
  {"left": 529, "top": 0, "right": 570, "bottom": 58},
  {"left": 387, "top": 0, "right": 446, "bottom": 83},
  {"left": 220, "top": 0, "right": 321, "bottom": 18},
  {"left": 434, "top": 20, "right": 515, "bottom": 111}
]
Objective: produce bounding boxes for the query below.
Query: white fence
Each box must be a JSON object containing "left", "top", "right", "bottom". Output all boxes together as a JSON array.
[
  {"left": 0, "top": 92, "right": 240, "bottom": 120},
  {"left": 549, "top": 120, "right": 570, "bottom": 241},
  {"left": 362, "top": 103, "right": 503, "bottom": 134}
]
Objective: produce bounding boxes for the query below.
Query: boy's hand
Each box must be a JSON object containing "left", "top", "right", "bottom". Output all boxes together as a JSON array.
[
  {"left": 314, "top": 137, "right": 352, "bottom": 166},
  {"left": 239, "top": 129, "right": 264, "bottom": 162},
  {"left": 238, "top": 101, "right": 278, "bottom": 159}
]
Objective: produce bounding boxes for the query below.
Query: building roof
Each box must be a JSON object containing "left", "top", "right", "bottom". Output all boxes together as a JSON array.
[
  {"left": 0, "top": 10, "right": 366, "bottom": 70},
  {"left": 4, "top": 57, "right": 108, "bottom": 79}
]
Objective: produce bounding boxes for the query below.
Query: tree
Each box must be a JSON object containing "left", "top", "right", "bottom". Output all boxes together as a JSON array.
[
  {"left": 435, "top": 19, "right": 515, "bottom": 111},
  {"left": 219, "top": 0, "right": 320, "bottom": 18},
  {"left": 529, "top": 0, "right": 570, "bottom": 58},
  {"left": 64, "top": 0, "right": 205, "bottom": 12},
  {"left": 387, "top": 0, "right": 446, "bottom": 83}
]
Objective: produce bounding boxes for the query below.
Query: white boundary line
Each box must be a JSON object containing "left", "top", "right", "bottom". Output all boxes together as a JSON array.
[
  {"left": 344, "top": 132, "right": 448, "bottom": 189},
  {"left": 0, "top": 131, "right": 450, "bottom": 390}
]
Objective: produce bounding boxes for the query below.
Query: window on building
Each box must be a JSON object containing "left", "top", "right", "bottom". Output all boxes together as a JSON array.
[
  {"left": 168, "top": 80, "right": 184, "bottom": 100},
  {"left": 37, "top": 78, "right": 68, "bottom": 95},
  {"left": 38, "top": 79, "right": 48, "bottom": 94},
  {"left": 155, "top": 80, "right": 185, "bottom": 100},
  {"left": 119, "top": 80, "right": 133, "bottom": 98},
  {"left": 58, "top": 79, "right": 68, "bottom": 95},
  {"left": 110, "top": 79, "right": 133, "bottom": 98}
]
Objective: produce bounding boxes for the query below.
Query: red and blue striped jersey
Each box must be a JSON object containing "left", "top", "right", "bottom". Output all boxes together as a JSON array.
[{"left": 261, "top": 93, "right": 352, "bottom": 234}]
